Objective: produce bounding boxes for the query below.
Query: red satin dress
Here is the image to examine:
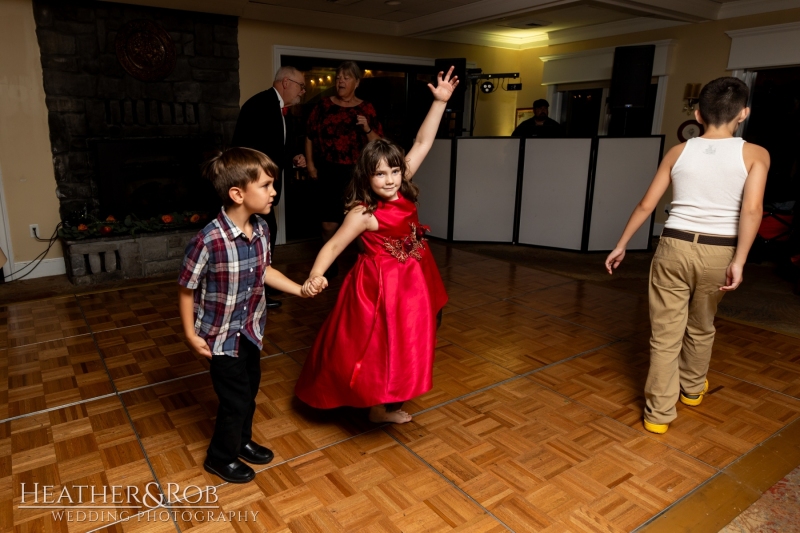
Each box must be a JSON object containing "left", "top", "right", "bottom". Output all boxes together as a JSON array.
[{"left": 295, "top": 195, "right": 448, "bottom": 408}]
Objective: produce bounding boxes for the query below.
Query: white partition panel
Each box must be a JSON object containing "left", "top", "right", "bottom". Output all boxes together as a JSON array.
[
  {"left": 413, "top": 139, "right": 451, "bottom": 239},
  {"left": 588, "top": 137, "right": 662, "bottom": 251},
  {"left": 518, "top": 138, "right": 592, "bottom": 250},
  {"left": 453, "top": 138, "right": 519, "bottom": 242}
]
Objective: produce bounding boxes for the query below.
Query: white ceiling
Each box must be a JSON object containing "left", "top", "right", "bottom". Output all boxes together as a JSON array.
[{"left": 103, "top": 0, "right": 800, "bottom": 49}]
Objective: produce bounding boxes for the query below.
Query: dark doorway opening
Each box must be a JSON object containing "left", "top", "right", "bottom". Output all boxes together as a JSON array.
[
  {"left": 560, "top": 88, "right": 603, "bottom": 138},
  {"left": 744, "top": 66, "right": 800, "bottom": 204},
  {"left": 280, "top": 55, "right": 440, "bottom": 243}
]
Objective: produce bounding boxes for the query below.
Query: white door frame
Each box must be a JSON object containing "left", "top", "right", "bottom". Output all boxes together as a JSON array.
[
  {"left": 273, "top": 45, "right": 437, "bottom": 245},
  {"left": 0, "top": 165, "right": 14, "bottom": 281}
]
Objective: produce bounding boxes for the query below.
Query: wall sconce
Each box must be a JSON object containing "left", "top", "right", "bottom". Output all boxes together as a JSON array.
[{"left": 683, "top": 83, "right": 702, "bottom": 114}]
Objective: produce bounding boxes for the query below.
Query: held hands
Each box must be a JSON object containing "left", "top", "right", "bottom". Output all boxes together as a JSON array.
[
  {"left": 720, "top": 262, "right": 743, "bottom": 291},
  {"left": 186, "top": 333, "right": 212, "bottom": 359},
  {"left": 301, "top": 275, "right": 328, "bottom": 298},
  {"left": 428, "top": 66, "right": 460, "bottom": 103},
  {"left": 356, "top": 115, "right": 371, "bottom": 133}
]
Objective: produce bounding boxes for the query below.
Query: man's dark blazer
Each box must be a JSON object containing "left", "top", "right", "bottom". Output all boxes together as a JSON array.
[{"left": 231, "top": 87, "right": 293, "bottom": 205}]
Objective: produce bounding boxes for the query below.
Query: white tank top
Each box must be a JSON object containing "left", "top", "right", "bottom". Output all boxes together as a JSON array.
[{"left": 664, "top": 137, "right": 748, "bottom": 236}]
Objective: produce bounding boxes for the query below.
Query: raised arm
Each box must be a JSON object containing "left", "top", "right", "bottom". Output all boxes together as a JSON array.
[{"left": 405, "top": 67, "right": 459, "bottom": 179}]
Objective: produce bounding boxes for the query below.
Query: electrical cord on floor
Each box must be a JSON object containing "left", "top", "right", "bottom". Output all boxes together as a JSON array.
[{"left": 5, "top": 224, "right": 61, "bottom": 281}]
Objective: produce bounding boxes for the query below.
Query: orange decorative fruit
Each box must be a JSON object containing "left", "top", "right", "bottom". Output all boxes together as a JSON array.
[{"left": 161, "top": 214, "right": 173, "bottom": 224}]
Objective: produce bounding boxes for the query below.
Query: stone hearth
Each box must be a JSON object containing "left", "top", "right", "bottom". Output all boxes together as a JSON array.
[
  {"left": 63, "top": 230, "right": 195, "bottom": 285},
  {"left": 34, "top": 0, "right": 240, "bottom": 285}
]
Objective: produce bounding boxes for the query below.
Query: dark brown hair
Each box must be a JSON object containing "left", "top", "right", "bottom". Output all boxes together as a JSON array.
[
  {"left": 336, "top": 60, "right": 362, "bottom": 81},
  {"left": 344, "top": 139, "right": 419, "bottom": 215},
  {"left": 202, "top": 147, "right": 279, "bottom": 207},
  {"left": 698, "top": 77, "right": 749, "bottom": 126}
]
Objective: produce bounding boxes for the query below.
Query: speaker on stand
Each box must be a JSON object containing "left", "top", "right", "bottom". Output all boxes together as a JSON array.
[{"left": 608, "top": 45, "right": 655, "bottom": 137}]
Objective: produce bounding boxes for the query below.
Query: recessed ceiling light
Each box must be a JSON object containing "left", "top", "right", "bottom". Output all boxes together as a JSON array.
[{"left": 385, "top": 1, "right": 401, "bottom": 5}]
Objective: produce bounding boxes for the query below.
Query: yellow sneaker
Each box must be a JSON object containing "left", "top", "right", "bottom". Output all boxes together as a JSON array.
[
  {"left": 680, "top": 379, "right": 709, "bottom": 407},
  {"left": 643, "top": 419, "right": 669, "bottom": 434}
]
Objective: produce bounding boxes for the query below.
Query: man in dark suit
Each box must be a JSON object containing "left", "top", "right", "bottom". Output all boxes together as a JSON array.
[
  {"left": 512, "top": 99, "right": 564, "bottom": 138},
  {"left": 232, "top": 66, "right": 307, "bottom": 308}
]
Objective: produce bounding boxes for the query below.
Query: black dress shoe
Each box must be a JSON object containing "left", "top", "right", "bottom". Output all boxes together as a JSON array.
[
  {"left": 203, "top": 457, "right": 255, "bottom": 483},
  {"left": 239, "top": 441, "right": 274, "bottom": 465},
  {"left": 265, "top": 297, "right": 282, "bottom": 309}
]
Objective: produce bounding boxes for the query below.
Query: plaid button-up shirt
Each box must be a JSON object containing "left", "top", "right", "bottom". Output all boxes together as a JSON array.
[{"left": 178, "top": 209, "right": 271, "bottom": 357}]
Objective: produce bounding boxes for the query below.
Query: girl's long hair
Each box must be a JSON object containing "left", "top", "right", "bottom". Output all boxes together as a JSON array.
[{"left": 344, "top": 139, "right": 420, "bottom": 215}]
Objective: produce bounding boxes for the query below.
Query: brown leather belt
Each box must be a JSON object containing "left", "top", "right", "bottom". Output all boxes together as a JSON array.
[{"left": 661, "top": 228, "right": 737, "bottom": 247}]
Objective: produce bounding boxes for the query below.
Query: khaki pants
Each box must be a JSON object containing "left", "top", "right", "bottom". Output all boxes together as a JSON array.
[{"left": 644, "top": 235, "right": 735, "bottom": 424}]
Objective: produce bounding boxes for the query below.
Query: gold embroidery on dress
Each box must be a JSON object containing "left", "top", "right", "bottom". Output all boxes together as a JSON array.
[{"left": 383, "top": 223, "right": 430, "bottom": 263}]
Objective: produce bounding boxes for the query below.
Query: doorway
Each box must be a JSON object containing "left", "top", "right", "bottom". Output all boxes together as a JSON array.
[{"left": 279, "top": 54, "right": 441, "bottom": 243}]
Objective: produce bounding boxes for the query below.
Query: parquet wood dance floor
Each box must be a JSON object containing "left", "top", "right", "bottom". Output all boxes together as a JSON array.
[{"left": 2, "top": 242, "right": 799, "bottom": 532}]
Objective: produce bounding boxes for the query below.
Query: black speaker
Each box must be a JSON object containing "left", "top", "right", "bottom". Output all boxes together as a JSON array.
[
  {"left": 434, "top": 58, "right": 466, "bottom": 113},
  {"left": 609, "top": 45, "right": 655, "bottom": 109}
]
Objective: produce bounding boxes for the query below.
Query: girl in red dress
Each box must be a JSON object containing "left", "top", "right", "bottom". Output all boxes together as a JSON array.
[{"left": 296, "top": 67, "right": 459, "bottom": 424}]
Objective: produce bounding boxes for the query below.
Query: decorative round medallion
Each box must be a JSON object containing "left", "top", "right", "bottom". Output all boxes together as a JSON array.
[
  {"left": 115, "top": 20, "right": 176, "bottom": 81},
  {"left": 677, "top": 119, "right": 704, "bottom": 143}
]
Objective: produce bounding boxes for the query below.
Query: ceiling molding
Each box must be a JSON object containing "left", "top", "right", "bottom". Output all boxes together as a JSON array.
[
  {"left": 99, "top": 0, "right": 800, "bottom": 52},
  {"left": 398, "top": 0, "right": 578, "bottom": 36},
  {"left": 593, "top": 0, "right": 719, "bottom": 22},
  {"left": 718, "top": 0, "right": 800, "bottom": 20},
  {"left": 243, "top": 2, "right": 398, "bottom": 35},
  {"left": 545, "top": 17, "right": 685, "bottom": 45},
  {"left": 420, "top": 30, "right": 550, "bottom": 50}
]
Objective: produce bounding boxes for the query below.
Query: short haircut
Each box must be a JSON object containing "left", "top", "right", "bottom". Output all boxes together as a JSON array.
[
  {"left": 698, "top": 77, "right": 749, "bottom": 126},
  {"left": 274, "top": 66, "right": 301, "bottom": 82},
  {"left": 336, "top": 61, "right": 362, "bottom": 81},
  {"left": 202, "top": 147, "right": 279, "bottom": 207}
]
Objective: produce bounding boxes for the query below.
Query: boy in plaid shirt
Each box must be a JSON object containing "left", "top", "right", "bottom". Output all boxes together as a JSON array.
[{"left": 179, "top": 147, "right": 320, "bottom": 483}]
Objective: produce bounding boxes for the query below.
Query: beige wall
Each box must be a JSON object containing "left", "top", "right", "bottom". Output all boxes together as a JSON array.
[
  {"left": 2, "top": 4, "right": 800, "bottom": 268},
  {"left": 238, "top": 19, "right": 524, "bottom": 137},
  {"left": 0, "top": 0, "right": 62, "bottom": 265},
  {"left": 520, "top": 7, "right": 800, "bottom": 153},
  {"left": 517, "top": 8, "right": 800, "bottom": 223}
]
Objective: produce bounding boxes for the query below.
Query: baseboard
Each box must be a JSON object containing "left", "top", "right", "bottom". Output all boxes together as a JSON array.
[
  {"left": 652, "top": 223, "right": 664, "bottom": 236},
  {"left": 10, "top": 257, "right": 66, "bottom": 280}
]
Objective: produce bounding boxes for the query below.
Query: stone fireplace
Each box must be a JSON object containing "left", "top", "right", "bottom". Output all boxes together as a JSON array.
[{"left": 33, "top": 0, "right": 240, "bottom": 284}]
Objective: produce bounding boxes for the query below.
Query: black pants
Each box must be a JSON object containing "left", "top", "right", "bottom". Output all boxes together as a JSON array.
[{"left": 207, "top": 337, "right": 262, "bottom": 464}]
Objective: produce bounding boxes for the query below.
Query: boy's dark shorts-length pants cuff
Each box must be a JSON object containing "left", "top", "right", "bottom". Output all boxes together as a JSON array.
[{"left": 206, "top": 337, "right": 262, "bottom": 464}]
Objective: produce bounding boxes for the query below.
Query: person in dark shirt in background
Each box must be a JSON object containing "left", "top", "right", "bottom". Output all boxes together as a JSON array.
[{"left": 512, "top": 99, "right": 563, "bottom": 138}]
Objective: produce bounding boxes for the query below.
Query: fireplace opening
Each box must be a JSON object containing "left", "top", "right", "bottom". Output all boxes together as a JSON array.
[{"left": 92, "top": 136, "right": 220, "bottom": 220}]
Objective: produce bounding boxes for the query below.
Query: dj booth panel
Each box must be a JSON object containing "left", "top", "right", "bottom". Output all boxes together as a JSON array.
[
  {"left": 518, "top": 138, "right": 592, "bottom": 250},
  {"left": 452, "top": 138, "right": 519, "bottom": 242},
  {"left": 587, "top": 137, "right": 663, "bottom": 251},
  {"left": 414, "top": 139, "right": 452, "bottom": 239}
]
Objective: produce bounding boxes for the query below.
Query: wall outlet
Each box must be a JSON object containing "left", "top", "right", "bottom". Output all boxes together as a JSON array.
[{"left": 29, "top": 224, "right": 39, "bottom": 238}]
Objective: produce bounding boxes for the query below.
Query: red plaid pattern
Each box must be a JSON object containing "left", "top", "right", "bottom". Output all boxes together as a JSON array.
[{"left": 178, "top": 209, "right": 271, "bottom": 356}]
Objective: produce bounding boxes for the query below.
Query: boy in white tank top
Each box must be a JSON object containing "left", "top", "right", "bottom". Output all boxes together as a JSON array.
[{"left": 604, "top": 77, "right": 770, "bottom": 434}]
